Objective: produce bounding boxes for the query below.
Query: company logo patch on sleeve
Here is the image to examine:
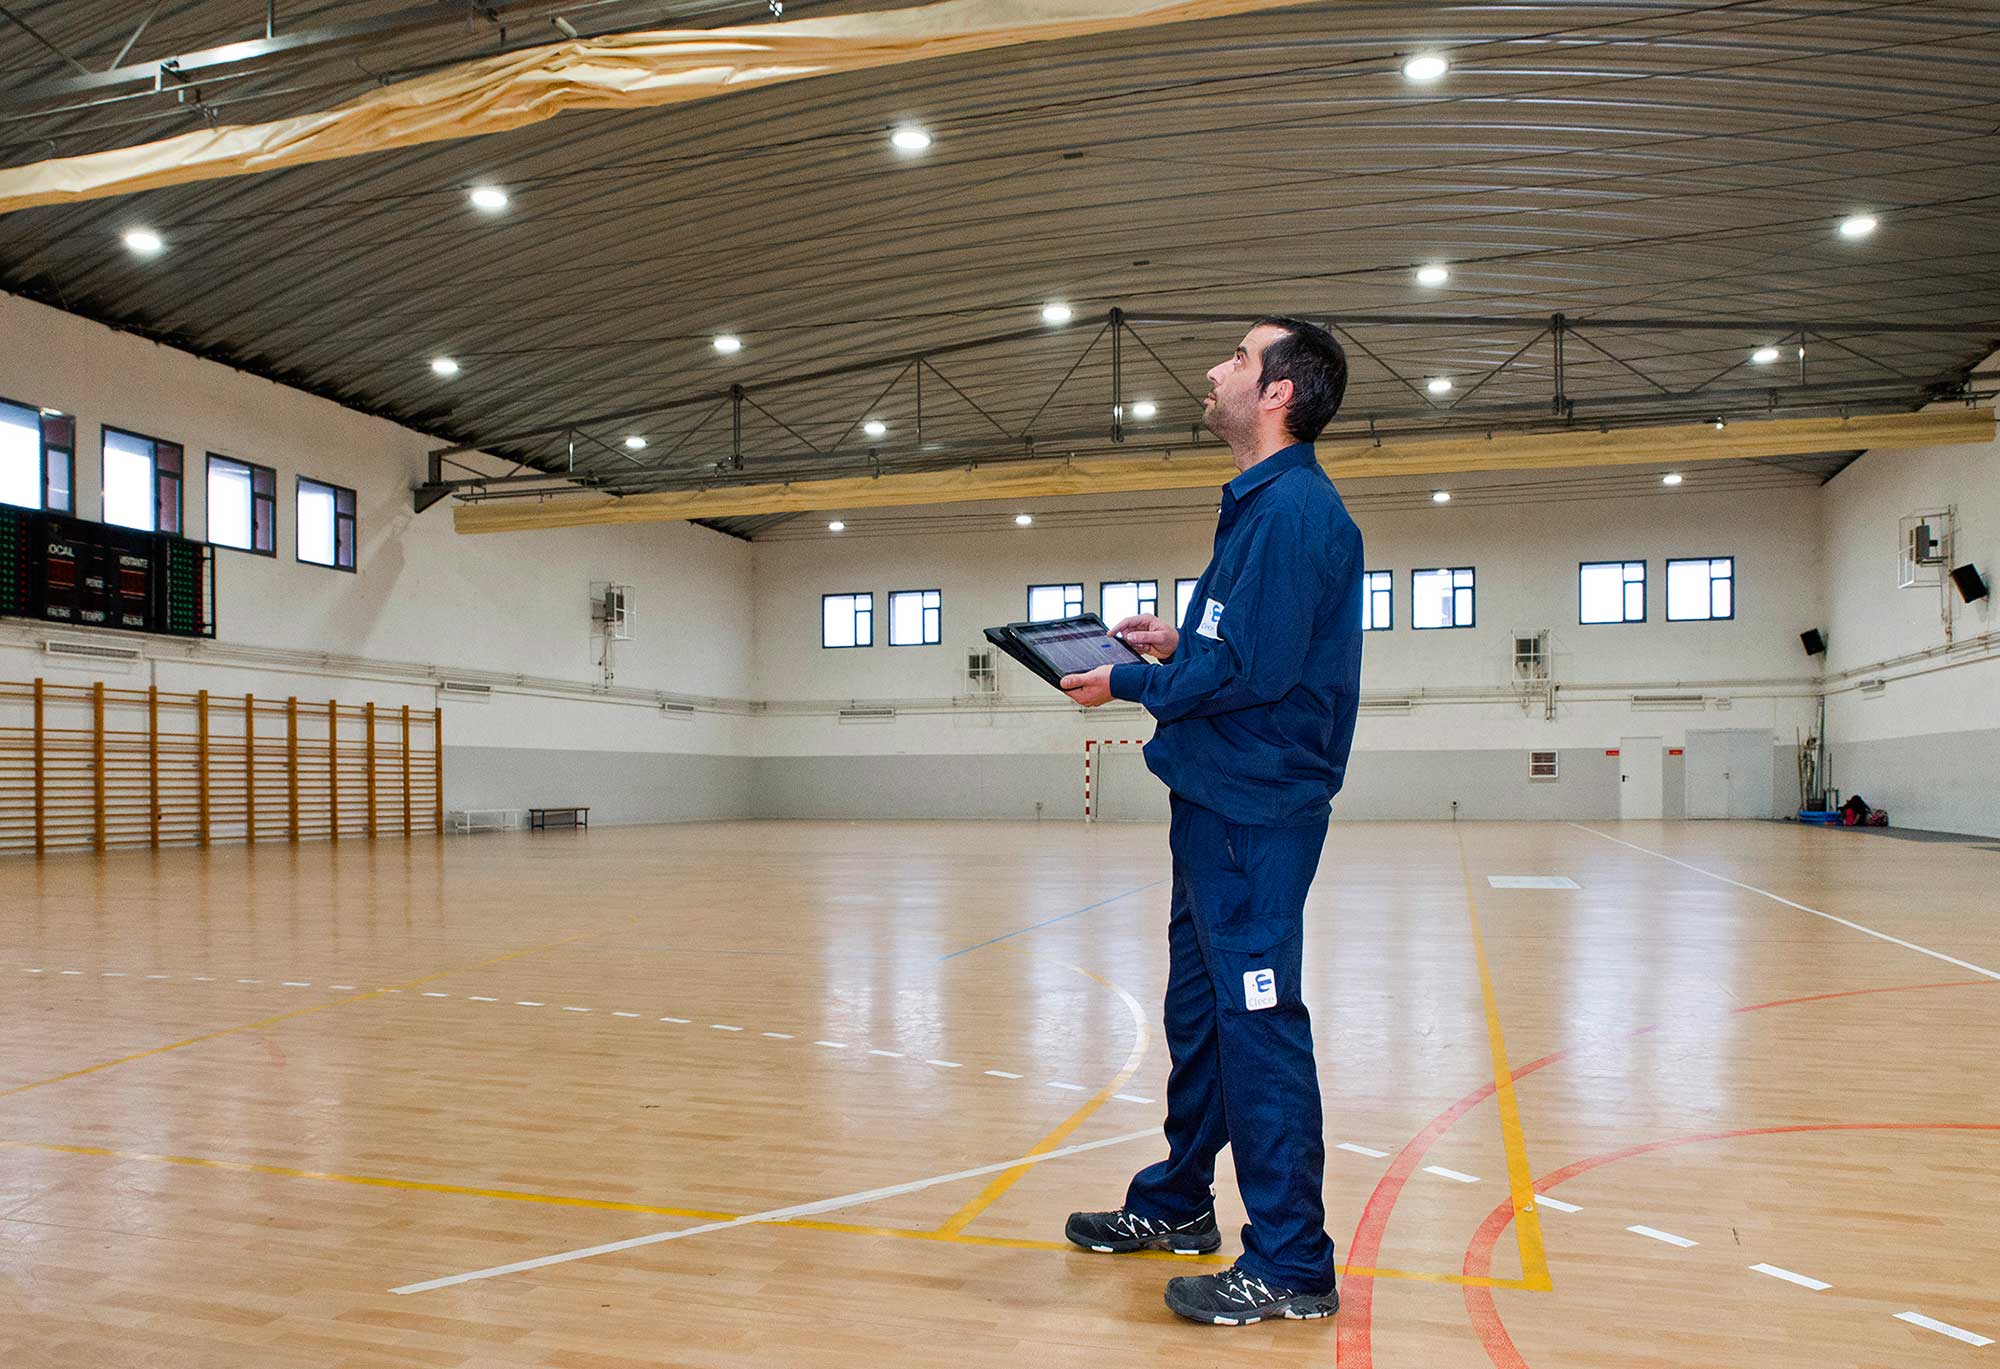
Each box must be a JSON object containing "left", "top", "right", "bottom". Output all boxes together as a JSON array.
[
  {"left": 1197, "top": 598, "right": 1225, "bottom": 640},
  {"left": 1243, "top": 968, "right": 1277, "bottom": 1011}
]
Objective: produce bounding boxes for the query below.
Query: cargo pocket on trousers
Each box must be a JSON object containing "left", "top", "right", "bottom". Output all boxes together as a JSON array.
[{"left": 1204, "top": 922, "right": 1300, "bottom": 1015}]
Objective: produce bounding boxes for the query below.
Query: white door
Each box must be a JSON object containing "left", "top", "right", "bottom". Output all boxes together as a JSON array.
[
  {"left": 1686, "top": 728, "right": 1776, "bottom": 819},
  {"left": 1618, "top": 736, "right": 1663, "bottom": 820}
]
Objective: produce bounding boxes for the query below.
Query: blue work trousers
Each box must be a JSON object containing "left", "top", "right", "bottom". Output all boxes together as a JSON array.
[{"left": 1123, "top": 795, "right": 1336, "bottom": 1292}]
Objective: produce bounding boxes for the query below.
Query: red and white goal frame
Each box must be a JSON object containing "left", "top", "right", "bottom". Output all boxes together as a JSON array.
[{"left": 1082, "top": 738, "right": 1148, "bottom": 821}]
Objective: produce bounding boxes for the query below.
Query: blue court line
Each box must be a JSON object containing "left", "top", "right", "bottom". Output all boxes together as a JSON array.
[{"left": 937, "top": 879, "right": 1168, "bottom": 961}]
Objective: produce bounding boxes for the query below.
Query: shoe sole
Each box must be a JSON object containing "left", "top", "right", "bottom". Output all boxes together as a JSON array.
[
  {"left": 1163, "top": 1289, "right": 1339, "bottom": 1325},
  {"left": 1065, "top": 1225, "right": 1221, "bottom": 1257}
]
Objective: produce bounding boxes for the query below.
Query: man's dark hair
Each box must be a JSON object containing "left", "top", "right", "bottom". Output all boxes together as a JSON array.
[{"left": 1253, "top": 315, "right": 1349, "bottom": 442}]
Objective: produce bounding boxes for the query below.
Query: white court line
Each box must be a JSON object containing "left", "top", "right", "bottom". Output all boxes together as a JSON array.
[
  {"left": 927, "top": 1059, "right": 962, "bottom": 1069},
  {"left": 330, "top": 984, "right": 355, "bottom": 990},
  {"left": 101, "top": 972, "right": 125, "bottom": 977},
  {"left": 1424, "top": 1166, "right": 1480, "bottom": 1184},
  {"left": 1112, "top": 1093, "right": 1155, "bottom": 1104},
  {"left": 868, "top": 1049, "right": 903, "bottom": 1057},
  {"left": 660, "top": 1017, "right": 691, "bottom": 1024},
  {"left": 423, "top": 992, "right": 450, "bottom": 998},
  {"left": 612, "top": 1011, "right": 640, "bottom": 1018},
  {"left": 144, "top": 974, "right": 169, "bottom": 979},
  {"left": 985, "top": 1070, "right": 1023, "bottom": 1079},
  {"left": 1570, "top": 824, "right": 2000, "bottom": 981},
  {"left": 469, "top": 996, "right": 498, "bottom": 1002},
  {"left": 1047, "top": 1081, "right": 1087, "bottom": 1092},
  {"left": 390, "top": 1127, "right": 1159, "bottom": 1295},
  {"left": 1628, "top": 1225, "right": 1697, "bottom": 1248},
  {"left": 564, "top": 1007, "right": 592, "bottom": 1013},
  {"left": 283, "top": 982, "right": 311, "bottom": 988},
  {"left": 1895, "top": 1312, "right": 1993, "bottom": 1347},
  {"left": 763, "top": 1032, "right": 794, "bottom": 1040},
  {"left": 1751, "top": 1263, "right": 1830, "bottom": 1291},
  {"left": 60, "top": 970, "right": 81, "bottom": 975},
  {"left": 1336, "top": 1142, "right": 1389, "bottom": 1159},
  {"left": 1533, "top": 1193, "right": 1582, "bottom": 1214},
  {"left": 815, "top": 1040, "right": 849, "bottom": 1049},
  {"left": 237, "top": 979, "right": 259, "bottom": 984},
  {"left": 515, "top": 1001, "right": 544, "bottom": 1007}
]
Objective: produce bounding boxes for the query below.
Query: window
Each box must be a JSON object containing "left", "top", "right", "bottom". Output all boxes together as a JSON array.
[
  {"left": 1412, "top": 567, "right": 1475, "bottom": 629},
  {"left": 1666, "top": 557, "right": 1734, "bottom": 621},
  {"left": 1100, "top": 579, "right": 1158, "bottom": 624},
  {"left": 1362, "top": 570, "right": 1393, "bottom": 631},
  {"left": 821, "top": 592, "right": 873, "bottom": 648},
  {"left": 888, "top": 589, "right": 942, "bottom": 646},
  {"left": 297, "top": 476, "right": 356, "bottom": 571},
  {"left": 0, "top": 400, "right": 71, "bottom": 512},
  {"left": 1580, "top": 560, "right": 1646, "bottom": 624},
  {"left": 1529, "top": 750, "right": 1558, "bottom": 781},
  {"left": 103, "top": 427, "right": 182, "bottom": 533},
  {"left": 207, "top": 455, "right": 277, "bottom": 555},
  {"left": 1027, "top": 582, "right": 1083, "bottom": 622},
  {"left": 1175, "top": 577, "right": 1199, "bottom": 626}
]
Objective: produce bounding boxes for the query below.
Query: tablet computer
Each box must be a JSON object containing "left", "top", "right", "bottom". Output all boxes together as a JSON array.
[{"left": 983, "top": 613, "right": 1147, "bottom": 691}]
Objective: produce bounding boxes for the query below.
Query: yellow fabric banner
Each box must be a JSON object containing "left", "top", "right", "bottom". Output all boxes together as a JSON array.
[{"left": 0, "top": 0, "right": 1305, "bottom": 216}]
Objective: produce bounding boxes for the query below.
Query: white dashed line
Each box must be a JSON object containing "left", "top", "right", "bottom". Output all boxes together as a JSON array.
[
  {"left": 515, "top": 1001, "right": 545, "bottom": 1008},
  {"left": 192, "top": 976, "right": 214, "bottom": 981},
  {"left": 660, "top": 1017, "right": 691, "bottom": 1024},
  {"left": 469, "top": 996, "right": 498, "bottom": 1002},
  {"left": 1533, "top": 1194, "right": 1582, "bottom": 1214},
  {"left": 330, "top": 984, "right": 355, "bottom": 990},
  {"left": 101, "top": 972, "right": 126, "bottom": 977},
  {"left": 423, "top": 992, "right": 450, "bottom": 998},
  {"left": 612, "top": 1011, "right": 640, "bottom": 1018},
  {"left": 237, "top": 979, "right": 260, "bottom": 984},
  {"left": 1336, "top": 1142, "right": 1389, "bottom": 1159},
  {"left": 985, "top": 1070, "right": 1022, "bottom": 1079},
  {"left": 60, "top": 970, "right": 82, "bottom": 975},
  {"left": 1113, "top": 1093, "right": 1155, "bottom": 1104},
  {"left": 1424, "top": 1166, "right": 1480, "bottom": 1184},
  {"left": 283, "top": 982, "right": 311, "bottom": 987},
  {"left": 1047, "top": 1081, "right": 1086, "bottom": 1092},
  {"left": 927, "top": 1059, "right": 962, "bottom": 1069},
  {"left": 1751, "top": 1264, "right": 1830, "bottom": 1291},
  {"left": 815, "top": 1041, "right": 849, "bottom": 1049},
  {"left": 710, "top": 1023, "right": 742, "bottom": 1031},
  {"left": 868, "top": 1049, "right": 903, "bottom": 1058},
  {"left": 23, "top": 969, "right": 44, "bottom": 974},
  {"left": 563, "top": 1006, "right": 592, "bottom": 1013},
  {"left": 1628, "top": 1225, "right": 1697, "bottom": 1248},
  {"left": 145, "top": 974, "right": 169, "bottom": 979},
  {"left": 1894, "top": 1313, "right": 1992, "bottom": 1347},
  {"left": 763, "top": 1032, "right": 794, "bottom": 1040}
]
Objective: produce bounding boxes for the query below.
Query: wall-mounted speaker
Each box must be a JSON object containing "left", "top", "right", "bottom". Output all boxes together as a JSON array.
[
  {"left": 1800, "top": 628, "right": 1826, "bottom": 655},
  {"left": 1951, "top": 564, "right": 1988, "bottom": 603}
]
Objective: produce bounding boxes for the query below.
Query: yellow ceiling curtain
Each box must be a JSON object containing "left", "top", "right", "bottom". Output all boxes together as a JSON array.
[{"left": 0, "top": 0, "right": 1309, "bottom": 216}]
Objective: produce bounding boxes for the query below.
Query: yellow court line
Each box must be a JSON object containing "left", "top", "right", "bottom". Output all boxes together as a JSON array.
[
  {"left": 933, "top": 943, "right": 1150, "bottom": 1237},
  {"left": 0, "top": 923, "right": 618, "bottom": 1100},
  {"left": 1456, "top": 828, "right": 1552, "bottom": 1290}
]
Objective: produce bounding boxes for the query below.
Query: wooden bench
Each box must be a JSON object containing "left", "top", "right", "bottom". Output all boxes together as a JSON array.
[{"left": 527, "top": 806, "right": 589, "bottom": 831}]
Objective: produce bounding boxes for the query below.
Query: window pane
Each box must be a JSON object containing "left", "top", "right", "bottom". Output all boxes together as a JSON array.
[
  {"left": 1175, "top": 578, "right": 1198, "bottom": 624},
  {"left": 252, "top": 493, "right": 274, "bottom": 551},
  {"left": 1711, "top": 577, "right": 1732, "bottom": 618},
  {"left": 854, "top": 606, "right": 871, "bottom": 645},
  {"left": 298, "top": 482, "right": 336, "bottom": 564},
  {"left": 1412, "top": 570, "right": 1454, "bottom": 628},
  {"left": 0, "top": 403, "right": 37, "bottom": 509},
  {"left": 335, "top": 513, "right": 354, "bottom": 569},
  {"left": 889, "top": 591, "right": 925, "bottom": 646},
  {"left": 1580, "top": 563, "right": 1624, "bottom": 623},
  {"left": 1102, "top": 581, "right": 1139, "bottom": 624},
  {"left": 104, "top": 432, "right": 155, "bottom": 531},
  {"left": 1027, "top": 584, "right": 1070, "bottom": 622},
  {"left": 822, "top": 596, "right": 855, "bottom": 648},
  {"left": 209, "top": 461, "right": 253, "bottom": 548},
  {"left": 45, "top": 450, "right": 71, "bottom": 512},
  {"left": 1624, "top": 581, "right": 1644, "bottom": 619},
  {"left": 1666, "top": 559, "right": 1710, "bottom": 620},
  {"left": 1454, "top": 587, "right": 1474, "bottom": 624}
]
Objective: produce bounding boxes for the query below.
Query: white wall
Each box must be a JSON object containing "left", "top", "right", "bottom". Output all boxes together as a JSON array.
[{"left": 1820, "top": 401, "right": 2000, "bottom": 835}]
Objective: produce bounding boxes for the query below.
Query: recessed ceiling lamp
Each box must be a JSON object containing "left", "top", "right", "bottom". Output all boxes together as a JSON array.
[
  {"left": 1427, "top": 377, "right": 1453, "bottom": 394},
  {"left": 890, "top": 126, "right": 932, "bottom": 152},
  {"left": 39, "top": 406, "right": 62, "bottom": 417},
  {"left": 1014, "top": 513, "right": 1034, "bottom": 527},
  {"left": 1402, "top": 54, "right": 1449, "bottom": 82},
  {"left": 123, "top": 228, "right": 163, "bottom": 256},
  {"left": 827, "top": 520, "right": 846, "bottom": 532},
  {"left": 1663, "top": 472, "right": 1685, "bottom": 485},
  {"left": 430, "top": 356, "right": 460, "bottom": 377},
  {"left": 1431, "top": 489, "right": 1452, "bottom": 504},
  {"left": 624, "top": 435, "right": 647, "bottom": 450},
  {"left": 1042, "top": 302, "right": 1073, "bottom": 325},
  {"left": 1838, "top": 214, "right": 1878, "bottom": 239},
  {"left": 713, "top": 335, "right": 743, "bottom": 354},
  {"left": 1751, "top": 346, "right": 1780, "bottom": 365},
  {"left": 1416, "top": 265, "right": 1449, "bottom": 286},
  {"left": 863, "top": 419, "right": 888, "bottom": 438},
  {"left": 1130, "top": 400, "right": 1157, "bottom": 420},
  {"left": 469, "top": 186, "right": 509, "bottom": 212}
]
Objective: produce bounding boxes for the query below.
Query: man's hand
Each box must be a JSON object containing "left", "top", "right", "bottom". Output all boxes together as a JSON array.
[
  {"left": 1061, "top": 664, "right": 1116, "bottom": 707},
  {"left": 1112, "top": 613, "right": 1178, "bottom": 660}
]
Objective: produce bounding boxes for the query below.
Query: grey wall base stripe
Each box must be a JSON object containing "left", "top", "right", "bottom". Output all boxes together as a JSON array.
[
  {"left": 1828, "top": 729, "right": 2000, "bottom": 840},
  {"left": 445, "top": 747, "right": 755, "bottom": 825}
]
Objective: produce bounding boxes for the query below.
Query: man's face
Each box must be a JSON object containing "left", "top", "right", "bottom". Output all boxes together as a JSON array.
[{"left": 1202, "top": 325, "right": 1287, "bottom": 444}]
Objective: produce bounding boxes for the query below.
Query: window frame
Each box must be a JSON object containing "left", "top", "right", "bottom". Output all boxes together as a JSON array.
[
  {"left": 1579, "top": 559, "right": 1647, "bottom": 625},
  {"left": 820, "top": 591, "right": 875, "bottom": 648},
  {"left": 887, "top": 588, "right": 943, "bottom": 647},
  {"left": 102, "top": 424, "right": 183, "bottom": 534},
  {"left": 1174, "top": 577, "right": 1200, "bottom": 627},
  {"left": 1362, "top": 569, "right": 1393, "bottom": 631},
  {"left": 0, "top": 396, "right": 71, "bottom": 514},
  {"left": 1098, "top": 578, "right": 1159, "bottom": 624},
  {"left": 206, "top": 453, "right": 278, "bottom": 557},
  {"left": 1411, "top": 566, "right": 1476, "bottom": 630},
  {"left": 295, "top": 474, "right": 357, "bottom": 572},
  {"left": 1665, "top": 556, "right": 1735, "bottom": 622},
  {"left": 1026, "top": 582, "right": 1084, "bottom": 623}
]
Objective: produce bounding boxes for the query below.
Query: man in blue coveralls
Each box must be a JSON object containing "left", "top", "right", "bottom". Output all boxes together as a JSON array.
[{"left": 1057, "top": 317, "right": 1361, "bottom": 1327}]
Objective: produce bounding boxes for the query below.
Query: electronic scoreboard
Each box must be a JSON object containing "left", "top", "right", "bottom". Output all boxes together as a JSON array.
[{"left": 0, "top": 505, "right": 213, "bottom": 638}]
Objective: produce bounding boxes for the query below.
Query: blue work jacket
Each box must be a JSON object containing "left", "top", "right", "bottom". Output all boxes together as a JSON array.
[{"left": 1107, "top": 442, "right": 1363, "bottom": 827}]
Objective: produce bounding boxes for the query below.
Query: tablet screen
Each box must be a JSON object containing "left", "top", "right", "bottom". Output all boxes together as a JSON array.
[{"left": 1013, "top": 617, "right": 1147, "bottom": 677}]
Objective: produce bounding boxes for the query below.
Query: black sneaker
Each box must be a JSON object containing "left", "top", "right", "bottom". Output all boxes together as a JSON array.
[
  {"left": 1064, "top": 1207, "right": 1221, "bottom": 1255},
  {"left": 1163, "top": 1265, "right": 1338, "bottom": 1325}
]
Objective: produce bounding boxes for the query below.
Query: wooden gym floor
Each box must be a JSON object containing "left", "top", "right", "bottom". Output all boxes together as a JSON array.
[{"left": 3, "top": 818, "right": 1997, "bottom": 1368}]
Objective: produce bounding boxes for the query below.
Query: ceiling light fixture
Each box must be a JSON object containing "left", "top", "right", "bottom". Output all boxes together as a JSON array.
[
  {"left": 1402, "top": 54, "right": 1449, "bottom": 82},
  {"left": 863, "top": 419, "right": 888, "bottom": 438},
  {"left": 1431, "top": 489, "right": 1452, "bottom": 504},
  {"left": 1664, "top": 472, "right": 1686, "bottom": 485},
  {"left": 1427, "top": 377, "right": 1453, "bottom": 394},
  {"left": 430, "top": 356, "right": 460, "bottom": 377},
  {"left": 1042, "top": 302, "right": 1073, "bottom": 325},
  {"left": 1014, "top": 513, "right": 1034, "bottom": 527},
  {"left": 1130, "top": 400, "right": 1157, "bottom": 420},
  {"left": 1416, "top": 265, "right": 1449, "bottom": 286},
  {"left": 123, "top": 228, "right": 163, "bottom": 255},
  {"left": 39, "top": 407, "right": 62, "bottom": 417},
  {"left": 890, "top": 126, "right": 932, "bottom": 152},
  {"left": 713, "top": 335, "right": 742, "bottom": 354},
  {"left": 624, "top": 435, "right": 647, "bottom": 450},
  {"left": 469, "top": 186, "right": 509, "bottom": 212},
  {"left": 1839, "top": 214, "right": 1878, "bottom": 239},
  {"left": 827, "top": 520, "right": 845, "bottom": 532},
  {"left": 1751, "top": 346, "right": 1780, "bottom": 365}
]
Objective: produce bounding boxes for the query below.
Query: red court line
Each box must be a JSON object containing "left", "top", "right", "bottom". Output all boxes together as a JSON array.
[
  {"left": 1337, "top": 978, "right": 1996, "bottom": 1367},
  {"left": 1462, "top": 1122, "right": 2000, "bottom": 1369}
]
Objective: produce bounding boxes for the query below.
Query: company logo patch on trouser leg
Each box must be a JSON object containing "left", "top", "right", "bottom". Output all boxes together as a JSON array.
[{"left": 1242, "top": 968, "right": 1277, "bottom": 1011}]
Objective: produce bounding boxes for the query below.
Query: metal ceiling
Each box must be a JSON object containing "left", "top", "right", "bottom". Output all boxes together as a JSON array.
[{"left": 2, "top": 0, "right": 1997, "bottom": 539}]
